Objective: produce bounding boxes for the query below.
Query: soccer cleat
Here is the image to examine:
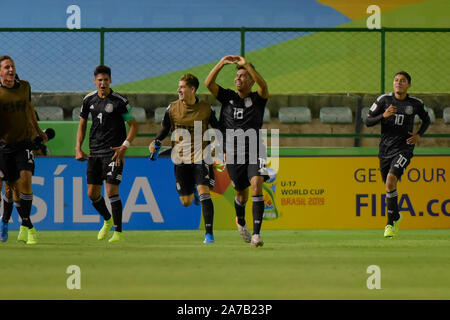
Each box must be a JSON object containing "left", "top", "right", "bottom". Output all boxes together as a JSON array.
[
  {"left": 97, "top": 218, "right": 114, "bottom": 240},
  {"left": 251, "top": 234, "right": 264, "bottom": 247},
  {"left": 17, "top": 225, "right": 29, "bottom": 243},
  {"left": 26, "top": 227, "right": 38, "bottom": 245},
  {"left": 1, "top": 220, "right": 8, "bottom": 242},
  {"left": 236, "top": 219, "right": 251, "bottom": 243},
  {"left": 203, "top": 233, "right": 215, "bottom": 243},
  {"left": 384, "top": 224, "right": 394, "bottom": 238},
  {"left": 393, "top": 213, "right": 403, "bottom": 237},
  {"left": 108, "top": 231, "right": 123, "bottom": 243}
]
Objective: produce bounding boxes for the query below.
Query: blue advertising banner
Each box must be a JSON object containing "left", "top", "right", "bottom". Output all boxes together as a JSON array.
[{"left": 3, "top": 157, "right": 201, "bottom": 230}]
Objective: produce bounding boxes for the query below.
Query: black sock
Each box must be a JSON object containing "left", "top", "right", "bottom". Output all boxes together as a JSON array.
[
  {"left": 109, "top": 195, "right": 122, "bottom": 232},
  {"left": 92, "top": 196, "right": 112, "bottom": 221},
  {"left": 200, "top": 193, "right": 214, "bottom": 235},
  {"left": 234, "top": 197, "right": 246, "bottom": 227},
  {"left": 19, "top": 193, "right": 33, "bottom": 229},
  {"left": 252, "top": 195, "right": 264, "bottom": 235},
  {"left": 386, "top": 190, "right": 400, "bottom": 226},
  {"left": 1, "top": 195, "right": 13, "bottom": 223}
]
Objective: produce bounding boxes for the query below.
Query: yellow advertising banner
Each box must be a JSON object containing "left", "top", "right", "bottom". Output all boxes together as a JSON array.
[{"left": 211, "top": 155, "right": 450, "bottom": 229}]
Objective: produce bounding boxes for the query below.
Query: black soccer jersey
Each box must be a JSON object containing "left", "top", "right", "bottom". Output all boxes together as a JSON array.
[
  {"left": 366, "top": 92, "right": 430, "bottom": 159},
  {"left": 216, "top": 86, "right": 268, "bottom": 159},
  {"left": 80, "top": 90, "right": 133, "bottom": 155}
]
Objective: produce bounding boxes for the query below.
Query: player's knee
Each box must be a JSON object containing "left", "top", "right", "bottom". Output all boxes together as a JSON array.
[
  {"left": 180, "top": 197, "right": 193, "bottom": 207},
  {"left": 87, "top": 190, "right": 100, "bottom": 201},
  {"left": 385, "top": 177, "right": 397, "bottom": 192}
]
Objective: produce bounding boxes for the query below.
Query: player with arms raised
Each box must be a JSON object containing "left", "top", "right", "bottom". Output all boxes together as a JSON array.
[{"left": 205, "top": 55, "right": 269, "bottom": 247}]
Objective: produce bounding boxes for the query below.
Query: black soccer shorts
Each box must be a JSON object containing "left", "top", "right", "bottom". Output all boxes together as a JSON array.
[
  {"left": 379, "top": 152, "right": 413, "bottom": 183},
  {"left": 226, "top": 157, "right": 269, "bottom": 191},
  {"left": 86, "top": 155, "right": 124, "bottom": 185},
  {"left": 0, "top": 143, "right": 35, "bottom": 183},
  {"left": 174, "top": 163, "right": 214, "bottom": 196}
]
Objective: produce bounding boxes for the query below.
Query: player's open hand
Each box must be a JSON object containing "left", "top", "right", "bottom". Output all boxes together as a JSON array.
[
  {"left": 383, "top": 105, "right": 397, "bottom": 118},
  {"left": 75, "top": 149, "right": 89, "bottom": 161},
  {"left": 407, "top": 132, "right": 419, "bottom": 145},
  {"left": 111, "top": 146, "right": 126, "bottom": 166}
]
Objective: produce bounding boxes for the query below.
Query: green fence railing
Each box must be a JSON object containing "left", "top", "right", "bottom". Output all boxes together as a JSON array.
[{"left": 1, "top": 27, "right": 449, "bottom": 94}]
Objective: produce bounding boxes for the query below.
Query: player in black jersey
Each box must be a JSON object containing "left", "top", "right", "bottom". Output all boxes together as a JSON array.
[
  {"left": 205, "top": 55, "right": 269, "bottom": 247},
  {"left": 0, "top": 56, "right": 47, "bottom": 244},
  {"left": 366, "top": 71, "right": 430, "bottom": 238},
  {"left": 76, "top": 65, "right": 138, "bottom": 243}
]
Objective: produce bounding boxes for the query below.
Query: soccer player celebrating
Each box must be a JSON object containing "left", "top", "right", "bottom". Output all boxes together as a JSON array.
[
  {"left": 76, "top": 65, "right": 138, "bottom": 243},
  {"left": 366, "top": 71, "right": 430, "bottom": 238},
  {"left": 149, "top": 74, "right": 219, "bottom": 244},
  {"left": 0, "top": 55, "right": 47, "bottom": 244},
  {"left": 205, "top": 55, "right": 269, "bottom": 247}
]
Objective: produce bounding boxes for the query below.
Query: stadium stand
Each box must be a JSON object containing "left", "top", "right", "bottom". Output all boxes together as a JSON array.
[
  {"left": 35, "top": 106, "right": 64, "bottom": 121},
  {"left": 278, "top": 106, "right": 312, "bottom": 123},
  {"left": 154, "top": 107, "right": 166, "bottom": 123},
  {"left": 131, "top": 106, "right": 147, "bottom": 123},
  {"left": 72, "top": 107, "right": 91, "bottom": 121},
  {"left": 360, "top": 106, "right": 370, "bottom": 123},
  {"left": 415, "top": 107, "right": 435, "bottom": 124},
  {"left": 319, "top": 106, "right": 353, "bottom": 124},
  {"left": 444, "top": 107, "right": 450, "bottom": 124},
  {"left": 263, "top": 108, "right": 271, "bottom": 123}
]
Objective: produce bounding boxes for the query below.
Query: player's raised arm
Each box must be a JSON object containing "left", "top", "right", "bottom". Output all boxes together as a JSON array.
[
  {"left": 236, "top": 56, "right": 269, "bottom": 99},
  {"left": 205, "top": 55, "right": 237, "bottom": 98}
]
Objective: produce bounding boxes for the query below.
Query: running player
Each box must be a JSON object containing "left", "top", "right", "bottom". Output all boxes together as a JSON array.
[
  {"left": 0, "top": 55, "right": 47, "bottom": 244},
  {"left": 205, "top": 55, "right": 269, "bottom": 247},
  {"left": 149, "top": 73, "right": 219, "bottom": 243},
  {"left": 75, "top": 65, "right": 138, "bottom": 243},
  {"left": 365, "top": 71, "right": 430, "bottom": 238}
]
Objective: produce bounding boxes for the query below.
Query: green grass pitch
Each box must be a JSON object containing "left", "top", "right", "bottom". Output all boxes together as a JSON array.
[{"left": 1, "top": 229, "right": 450, "bottom": 300}]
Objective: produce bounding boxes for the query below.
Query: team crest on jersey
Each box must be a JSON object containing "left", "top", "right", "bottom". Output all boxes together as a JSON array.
[
  {"left": 229, "top": 100, "right": 235, "bottom": 105},
  {"left": 405, "top": 105, "right": 413, "bottom": 115},
  {"left": 105, "top": 103, "right": 114, "bottom": 113},
  {"left": 244, "top": 97, "right": 253, "bottom": 108}
]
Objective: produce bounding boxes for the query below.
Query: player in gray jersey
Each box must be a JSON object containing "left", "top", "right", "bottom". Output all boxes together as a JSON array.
[{"left": 366, "top": 71, "right": 430, "bottom": 238}]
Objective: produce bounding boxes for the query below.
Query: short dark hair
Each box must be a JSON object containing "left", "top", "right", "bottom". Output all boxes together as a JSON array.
[
  {"left": 394, "top": 71, "right": 411, "bottom": 84},
  {"left": 237, "top": 63, "right": 256, "bottom": 71},
  {"left": 180, "top": 73, "right": 199, "bottom": 91},
  {"left": 0, "top": 55, "right": 13, "bottom": 66},
  {"left": 94, "top": 65, "right": 111, "bottom": 77}
]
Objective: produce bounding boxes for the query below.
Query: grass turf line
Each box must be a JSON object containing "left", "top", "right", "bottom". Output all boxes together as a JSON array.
[{"left": 1, "top": 229, "right": 450, "bottom": 300}]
